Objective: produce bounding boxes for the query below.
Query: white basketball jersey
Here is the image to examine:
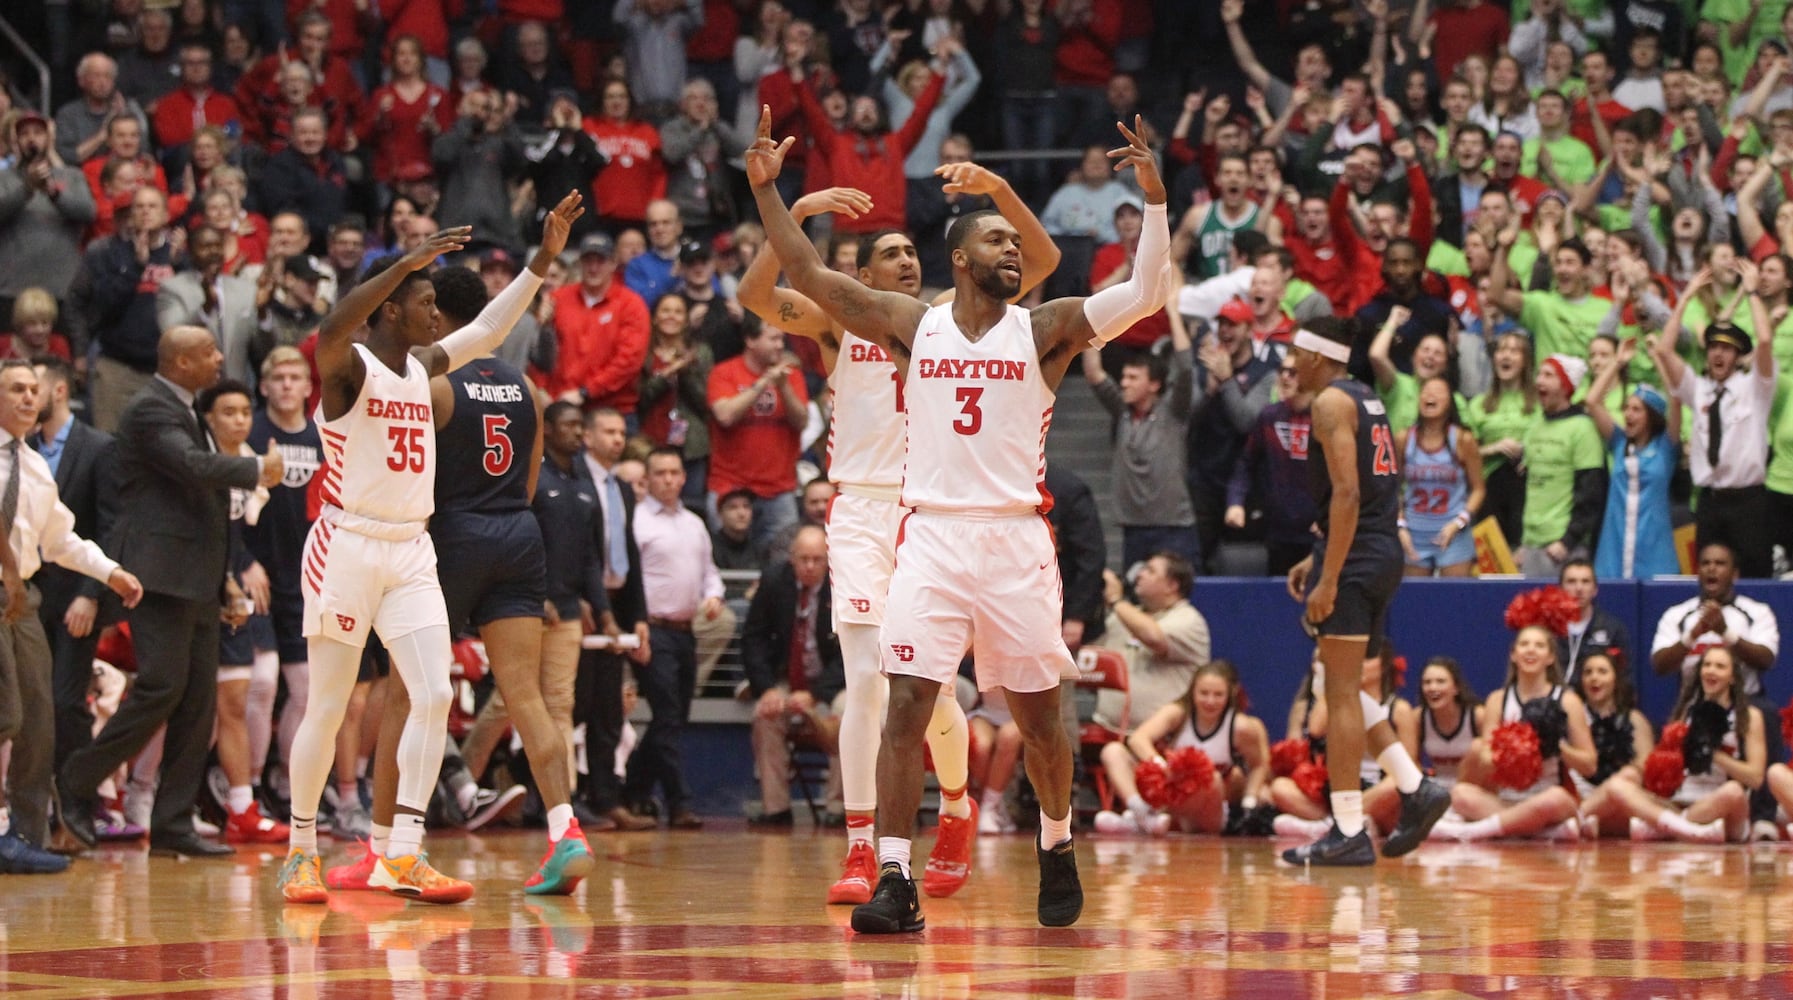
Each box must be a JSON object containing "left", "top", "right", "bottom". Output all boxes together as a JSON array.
[
  {"left": 827, "top": 331, "right": 905, "bottom": 488},
  {"left": 900, "top": 303, "right": 1053, "bottom": 515},
  {"left": 315, "top": 344, "right": 436, "bottom": 525}
]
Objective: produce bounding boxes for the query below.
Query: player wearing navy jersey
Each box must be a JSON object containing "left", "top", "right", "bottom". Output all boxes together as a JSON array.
[
  {"left": 1283, "top": 316, "right": 1450, "bottom": 866},
  {"left": 328, "top": 265, "right": 595, "bottom": 896}
]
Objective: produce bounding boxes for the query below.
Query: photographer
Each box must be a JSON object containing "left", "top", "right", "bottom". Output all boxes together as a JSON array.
[
  {"left": 0, "top": 113, "right": 96, "bottom": 315},
  {"left": 525, "top": 90, "right": 606, "bottom": 245},
  {"left": 434, "top": 88, "right": 527, "bottom": 254}
]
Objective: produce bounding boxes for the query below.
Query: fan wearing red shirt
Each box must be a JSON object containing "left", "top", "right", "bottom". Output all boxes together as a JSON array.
[
  {"left": 585, "top": 80, "right": 667, "bottom": 230},
  {"left": 1419, "top": 0, "right": 1510, "bottom": 82},
  {"left": 544, "top": 232, "right": 652, "bottom": 416},
  {"left": 235, "top": 13, "right": 365, "bottom": 146},
  {"left": 1570, "top": 50, "right": 1629, "bottom": 154},
  {"left": 1090, "top": 200, "right": 1168, "bottom": 352},
  {"left": 152, "top": 42, "right": 242, "bottom": 150},
  {"left": 706, "top": 322, "right": 809, "bottom": 536},
  {"left": 361, "top": 35, "right": 454, "bottom": 185},
  {"left": 1279, "top": 179, "right": 1383, "bottom": 317},
  {"left": 796, "top": 64, "right": 944, "bottom": 234},
  {"left": 81, "top": 116, "right": 168, "bottom": 203},
  {"left": 285, "top": 0, "right": 373, "bottom": 67},
  {"left": 756, "top": 20, "right": 829, "bottom": 200},
  {"left": 376, "top": 0, "right": 450, "bottom": 68}
]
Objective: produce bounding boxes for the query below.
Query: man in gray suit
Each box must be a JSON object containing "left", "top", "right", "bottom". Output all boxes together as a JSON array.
[
  {"left": 58, "top": 327, "right": 284, "bottom": 856},
  {"left": 157, "top": 224, "right": 260, "bottom": 385}
]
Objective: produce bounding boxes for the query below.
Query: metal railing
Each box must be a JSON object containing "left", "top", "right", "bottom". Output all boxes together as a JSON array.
[{"left": 0, "top": 14, "right": 49, "bottom": 114}]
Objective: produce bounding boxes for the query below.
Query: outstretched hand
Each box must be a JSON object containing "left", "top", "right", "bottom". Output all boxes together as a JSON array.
[
  {"left": 403, "top": 226, "right": 471, "bottom": 270},
  {"left": 793, "top": 186, "right": 873, "bottom": 221},
  {"left": 1108, "top": 115, "right": 1164, "bottom": 204},
  {"left": 539, "top": 190, "right": 584, "bottom": 259},
  {"left": 745, "top": 105, "right": 796, "bottom": 189},
  {"left": 934, "top": 160, "right": 1007, "bottom": 197}
]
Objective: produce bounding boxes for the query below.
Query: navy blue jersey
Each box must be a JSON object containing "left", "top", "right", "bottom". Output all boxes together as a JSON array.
[
  {"left": 435, "top": 357, "right": 536, "bottom": 516},
  {"left": 246, "top": 412, "right": 322, "bottom": 591},
  {"left": 1309, "top": 378, "right": 1400, "bottom": 542}
]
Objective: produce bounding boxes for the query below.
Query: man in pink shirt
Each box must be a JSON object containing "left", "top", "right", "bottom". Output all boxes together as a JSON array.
[{"left": 624, "top": 446, "right": 725, "bottom": 829}]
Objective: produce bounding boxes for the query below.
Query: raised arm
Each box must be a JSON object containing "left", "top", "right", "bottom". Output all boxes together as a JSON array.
[
  {"left": 414, "top": 191, "right": 582, "bottom": 379},
  {"left": 1583, "top": 337, "right": 1624, "bottom": 440},
  {"left": 315, "top": 225, "right": 472, "bottom": 414},
  {"left": 933, "top": 161, "right": 1062, "bottom": 300},
  {"left": 745, "top": 106, "right": 929, "bottom": 366},
  {"left": 1650, "top": 269, "right": 1703, "bottom": 393},
  {"left": 1741, "top": 258, "right": 1776, "bottom": 380},
  {"left": 1737, "top": 155, "right": 1777, "bottom": 253},
  {"left": 1220, "top": 0, "right": 1273, "bottom": 92},
  {"left": 1367, "top": 305, "right": 1408, "bottom": 391},
  {"left": 736, "top": 186, "right": 874, "bottom": 350},
  {"left": 1030, "top": 116, "right": 1173, "bottom": 387}
]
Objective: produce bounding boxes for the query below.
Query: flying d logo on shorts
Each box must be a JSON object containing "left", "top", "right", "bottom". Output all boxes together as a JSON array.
[
  {"left": 889, "top": 644, "right": 915, "bottom": 663},
  {"left": 334, "top": 613, "right": 358, "bottom": 633},
  {"left": 850, "top": 598, "right": 871, "bottom": 613}
]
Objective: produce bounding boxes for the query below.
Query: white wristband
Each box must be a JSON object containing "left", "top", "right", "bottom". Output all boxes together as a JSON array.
[{"left": 1723, "top": 626, "right": 1740, "bottom": 645}]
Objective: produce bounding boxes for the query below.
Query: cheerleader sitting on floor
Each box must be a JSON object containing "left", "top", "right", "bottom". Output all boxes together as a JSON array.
[
  {"left": 1431, "top": 625, "right": 1597, "bottom": 842},
  {"left": 1605, "top": 646, "right": 1762, "bottom": 843},
  {"left": 1093, "top": 661, "right": 1270, "bottom": 836},
  {"left": 1270, "top": 647, "right": 1418, "bottom": 841},
  {"left": 1417, "top": 656, "right": 1486, "bottom": 791},
  {"left": 1571, "top": 651, "right": 1655, "bottom": 839}
]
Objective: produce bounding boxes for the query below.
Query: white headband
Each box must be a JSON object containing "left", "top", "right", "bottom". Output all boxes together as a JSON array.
[{"left": 1292, "top": 329, "right": 1351, "bottom": 363}]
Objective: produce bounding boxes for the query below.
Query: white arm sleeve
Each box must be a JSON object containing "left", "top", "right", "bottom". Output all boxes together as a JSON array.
[
  {"left": 437, "top": 268, "right": 546, "bottom": 371},
  {"left": 1082, "top": 202, "right": 1173, "bottom": 343}
]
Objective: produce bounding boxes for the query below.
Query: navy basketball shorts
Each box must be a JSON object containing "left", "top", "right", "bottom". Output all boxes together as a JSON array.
[
  {"left": 1306, "top": 534, "right": 1404, "bottom": 650},
  {"left": 432, "top": 510, "right": 548, "bottom": 634}
]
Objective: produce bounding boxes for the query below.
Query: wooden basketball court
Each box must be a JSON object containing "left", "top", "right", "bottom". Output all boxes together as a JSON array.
[{"left": 3, "top": 827, "right": 1791, "bottom": 998}]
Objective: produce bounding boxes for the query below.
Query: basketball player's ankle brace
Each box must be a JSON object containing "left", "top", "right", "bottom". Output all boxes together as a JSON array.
[
  {"left": 437, "top": 269, "right": 544, "bottom": 371},
  {"left": 1082, "top": 201, "right": 1172, "bottom": 342}
]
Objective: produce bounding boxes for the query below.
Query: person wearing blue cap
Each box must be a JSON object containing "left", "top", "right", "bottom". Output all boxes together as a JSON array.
[{"left": 1583, "top": 337, "right": 1680, "bottom": 579}]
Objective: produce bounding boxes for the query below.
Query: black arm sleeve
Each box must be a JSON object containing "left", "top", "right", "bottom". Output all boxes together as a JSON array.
[{"left": 1563, "top": 467, "right": 1608, "bottom": 554}]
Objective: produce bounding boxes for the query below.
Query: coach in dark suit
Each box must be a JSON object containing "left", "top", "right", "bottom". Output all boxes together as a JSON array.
[
  {"left": 742, "top": 526, "right": 844, "bottom": 823},
  {"left": 576, "top": 407, "right": 655, "bottom": 831},
  {"left": 58, "top": 326, "right": 283, "bottom": 855},
  {"left": 30, "top": 358, "right": 122, "bottom": 774}
]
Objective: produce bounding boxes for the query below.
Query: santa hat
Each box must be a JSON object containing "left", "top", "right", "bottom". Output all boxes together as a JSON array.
[{"left": 1542, "top": 354, "right": 1587, "bottom": 395}]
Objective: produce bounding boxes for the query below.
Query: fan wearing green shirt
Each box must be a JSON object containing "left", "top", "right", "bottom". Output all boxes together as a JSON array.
[
  {"left": 1522, "top": 91, "right": 1597, "bottom": 187},
  {"left": 1490, "top": 229, "right": 1609, "bottom": 362},
  {"left": 1518, "top": 353, "right": 1608, "bottom": 579},
  {"left": 1367, "top": 304, "right": 1464, "bottom": 436},
  {"left": 1465, "top": 332, "right": 1543, "bottom": 549}
]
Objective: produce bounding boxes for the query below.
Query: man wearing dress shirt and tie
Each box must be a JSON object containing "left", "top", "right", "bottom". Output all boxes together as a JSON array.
[
  {"left": 623, "top": 446, "right": 723, "bottom": 830},
  {"left": 578, "top": 407, "right": 656, "bottom": 831},
  {"left": 1650, "top": 275, "right": 1777, "bottom": 577},
  {"left": 0, "top": 360, "right": 144, "bottom": 872}
]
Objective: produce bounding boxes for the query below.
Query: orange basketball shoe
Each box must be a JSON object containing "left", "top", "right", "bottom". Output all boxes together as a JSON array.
[
  {"left": 922, "top": 798, "right": 979, "bottom": 898},
  {"left": 278, "top": 847, "right": 329, "bottom": 904},
  {"left": 827, "top": 841, "right": 878, "bottom": 904},
  {"left": 370, "top": 852, "right": 475, "bottom": 904}
]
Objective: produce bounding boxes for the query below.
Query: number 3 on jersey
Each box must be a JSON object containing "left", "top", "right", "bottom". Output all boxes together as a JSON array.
[
  {"left": 482, "top": 413, "right": 514, "bottom": 476},
  {"left": 1371, "top": 424, "right": 1396, "bottom": 476}
]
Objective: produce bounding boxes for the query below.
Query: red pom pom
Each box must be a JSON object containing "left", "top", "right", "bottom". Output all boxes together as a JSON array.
[
  {"left": 1292, "top": 758, "right": 1328, "bottom": 805},
  {"left": 1270, "top": 738, "right": 1310, "bottom": 779},
  {"left": 1504, "top": 586, "right": 1582, "bottom": 637},
  {"left": 1490, "top": 721, "right": 1544, "bottom": 790},
  {"left": 1134, "top": 759, "right": 1171, "bottom": 809},
  {"left": 1658, "top": 721, "right": 1688, "bottom": 754},
  {"left": 1643, "top": 747, "right": 1685, "bottom": 799},
  {"left": 1389, "top": 655, "right": 1408, "bottom": 691},
  {"left": 1162, "top": 746, "right": 1217, "bottom": 806},
  {"left": 451, "top": 639, "right": 486, "bottom": 683}
]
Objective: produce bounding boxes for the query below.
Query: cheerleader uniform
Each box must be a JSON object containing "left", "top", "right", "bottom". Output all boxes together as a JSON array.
[
  {"left": 1571, "top": 706, "right": 1636, "bottom": 798},
  {"left": 1168, "top": 707, "right": 1240, "bottom": 778},
  {"left": 1671, "top": 705, "right": 1738, "bottom": 808},
  {"left": 1498, "top": 684, "right": 1565, "bottom": 803},
  {"left": 1421, "top": 703, "right": 1479, "bottom": 789}
]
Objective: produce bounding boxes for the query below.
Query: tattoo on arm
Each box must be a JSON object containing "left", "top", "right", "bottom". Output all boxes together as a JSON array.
[
  {"left": 826, "top": 286, "right": 870, "bottom": 319},
  {"left": 778, "top": 301, "right": 799, "bottom": 324}
]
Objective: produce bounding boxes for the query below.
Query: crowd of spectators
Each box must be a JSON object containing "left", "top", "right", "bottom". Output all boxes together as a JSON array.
[{"left": 8, "top": 0, "right": 1793, "bottom": 862}]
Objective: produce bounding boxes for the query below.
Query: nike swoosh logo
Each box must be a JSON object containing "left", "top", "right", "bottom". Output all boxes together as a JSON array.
[
  {"left": 1039, "top": 562, "right": 1051, "bottom": 571},
  {"left": 925, "top": 330, "right": 942, "bottom": 337}
]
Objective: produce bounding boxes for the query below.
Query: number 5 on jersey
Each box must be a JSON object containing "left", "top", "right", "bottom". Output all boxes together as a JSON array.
[{"left": 482, "top": 413, "right": 514, "bottom": 475}]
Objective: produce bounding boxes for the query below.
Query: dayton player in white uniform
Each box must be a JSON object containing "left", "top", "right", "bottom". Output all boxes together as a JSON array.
[
  {"left": 277, "top": 192, "right": 585, "bottom": 905},
  {"left": 747, "top": 110, "right": 1173, "bottom": 932},
  {"left": 737, "top": 178, "right": 1060, "bottom": 906}
]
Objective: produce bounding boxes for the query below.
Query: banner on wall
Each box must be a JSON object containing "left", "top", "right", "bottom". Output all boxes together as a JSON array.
[{"left": 1472, "top": 517, "right": 1518, "bottom": 576}]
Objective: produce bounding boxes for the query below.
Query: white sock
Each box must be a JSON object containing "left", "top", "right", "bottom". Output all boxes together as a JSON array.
[
  {"left": 980, "top": 787, "right": 1004, "bottom": 812},
  {"left": 290, "top": 814, "right": 317, "bottom": 853},
  {"left": 337, "top": 781, "right": 360, "bottom": 809},
  {"left": 1331, "top": 791, "right": 1365, "bottom": 837},
  {"left": 371, "top": 822, "right": 391, "bottom": 856},
  {"left": 878, "top": 836, "right": 913, "bottom": 878},
  {"left": 1377, "top": 744, "right": 1424, "bottom": 795},
  {"left": 0, "top": 805, "right": 10, "bottom": 836},
  {"left": 1038, "top": 810, "right": 1071, "bottom": 850},
  {"left": 547, "top": 803, "right": 574, "bottom": 842},
  {"left": 228, "top": 785, "right": 254, "bottom": 815},
  {"left": 1543, "top": 818, "right": 1580, "bottom": 842},
  {"left": 939, "top": 784, "right": 971, "bottom": 820},
  {"left": 1657, "top": 810, "right": 1724, "bottom": 843},
  {"left": 387, "top": 814, "right": 424, "bottom": 859},
  {"left": 1459, "top": 814, "right": 1503, "bottom": 841},
  {"left": 846, "top": 814, "right": 874, "bottom": 848},
  {"left": 1126, "top": 794, "right": 1152, "bottom": 818}
]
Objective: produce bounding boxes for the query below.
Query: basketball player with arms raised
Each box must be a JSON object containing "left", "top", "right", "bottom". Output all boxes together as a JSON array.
[
  {"left": 325, "top": 262, "right": 596, "bottom": 898},
  {"left": 1282, "top": 316, "right": 1451, "bottom": 865},
  {"left": 747, "top": 109, "right": 1172, "bottom": 932},
  {"left": 277, "top": 191, "right": 584, "bottom": 904},
  {"left": 736, "top": 176, "right": 1060, "bottom": 906}
]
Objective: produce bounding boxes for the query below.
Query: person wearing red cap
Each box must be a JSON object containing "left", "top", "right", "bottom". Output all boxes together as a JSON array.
[{"left": 1516, "top": 352, "right": 1607, "bottom": 579}]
